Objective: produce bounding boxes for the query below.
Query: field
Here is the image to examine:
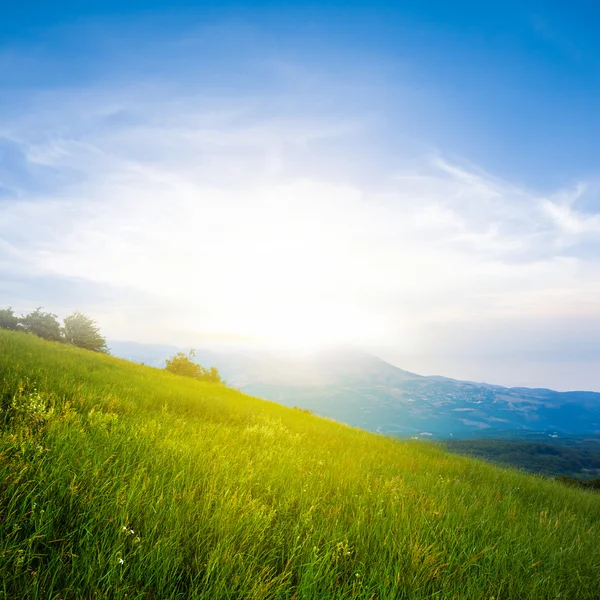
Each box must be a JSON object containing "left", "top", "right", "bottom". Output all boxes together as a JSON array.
[{"left": 0, "top": 329, "right": 599, "bottom": 599}]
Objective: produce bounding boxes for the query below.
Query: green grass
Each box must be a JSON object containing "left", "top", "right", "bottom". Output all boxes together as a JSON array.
[{"left": 0, "top": 330, "right": 599, "bottom": 599}]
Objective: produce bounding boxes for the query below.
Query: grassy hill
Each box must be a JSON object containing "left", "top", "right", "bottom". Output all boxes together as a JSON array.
[{"left": 1, "top": 330, "right": 599, "bottom": 599}]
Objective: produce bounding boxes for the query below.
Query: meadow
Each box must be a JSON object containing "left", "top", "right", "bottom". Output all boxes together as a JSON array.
[{"left": 0, "top": 329, "right": 599, "bottom": 599}]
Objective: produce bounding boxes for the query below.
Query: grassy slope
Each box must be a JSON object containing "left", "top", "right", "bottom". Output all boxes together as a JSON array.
[{"left": 0, "top": 330, "right": 598, "bottom": 600}]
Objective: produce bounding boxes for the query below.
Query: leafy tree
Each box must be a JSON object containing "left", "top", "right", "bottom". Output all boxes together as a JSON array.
[
  {"left": 0, "top": 307, "right": 20, "bottom": 331},
  {"left": 63, "top": 311, "right": 108, "bottom": 353},
  {"left": 165, "top": 349, "right": 223, "bottom": 384},
  {"left": 20, "top": 307, "right": 62, "bottom": 342}
]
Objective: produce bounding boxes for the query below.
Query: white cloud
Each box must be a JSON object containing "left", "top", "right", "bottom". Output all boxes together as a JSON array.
[
  {"left": 541, "top": 194, "right": 600, "bottom": 237},
  {"left": 1, "top": 83, "right": 600, "bottom": 355}
]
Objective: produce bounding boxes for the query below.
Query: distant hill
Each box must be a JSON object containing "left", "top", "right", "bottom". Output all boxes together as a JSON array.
[
  {"left": 443, "top": 437, "right": 600, "bottom": 480},
  {"left": 110, "top": 341, "right": 600, "bottom": 439}
]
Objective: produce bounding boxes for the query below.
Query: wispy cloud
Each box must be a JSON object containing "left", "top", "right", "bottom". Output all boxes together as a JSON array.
[
  {"left": 2, "top": 78, "right": 600, "bottom": 354},
  {"left": 0, "top": 12, "right": 599, "bottom": 393}
]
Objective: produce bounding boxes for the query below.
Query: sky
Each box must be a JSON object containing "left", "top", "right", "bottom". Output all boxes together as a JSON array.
[{"left": 1, "top": 1, "right": 600, "bottom": 391}]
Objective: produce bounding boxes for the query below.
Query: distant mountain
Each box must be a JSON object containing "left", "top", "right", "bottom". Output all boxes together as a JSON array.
[
  {"left": 109, "top": 341, "right": 600, "bottom": 439},
  {"left": 108, "top": 340, "right": 181, "bottom": 367}
]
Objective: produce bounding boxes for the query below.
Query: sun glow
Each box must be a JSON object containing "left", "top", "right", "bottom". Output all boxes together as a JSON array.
[{"left": 226, "top": 302, "right": 381, "bottom": 352}]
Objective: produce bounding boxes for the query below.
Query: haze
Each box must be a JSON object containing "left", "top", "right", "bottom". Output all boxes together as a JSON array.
[{"left": 1, "top": 1, "right": 600, "bottom": 391}]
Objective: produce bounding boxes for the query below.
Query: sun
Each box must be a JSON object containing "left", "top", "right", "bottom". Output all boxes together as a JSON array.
[{"left": 220, "top": 299, "right": 383, "bottom": 353}]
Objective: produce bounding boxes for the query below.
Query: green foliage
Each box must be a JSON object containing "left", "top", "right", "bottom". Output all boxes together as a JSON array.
[
  {"left": 165, "top": 349, "right": 202, "bottom": 378},
  {"left": 63, "top": 311, "right": 108, "bottom": 353},
  {"left": 19, "top": 307, "right": 62, "bottom": 342},
  {"left": 0, "top": 329, "right": 599, "bottom": 599},
  {"left": 3, "top": 304, "right": 109, "bottom": 353},
  {"left": 204, "top": 365, "right": 223, "bottom": 384},
  {"left": 0, "top": 307, "right": 20, "bottom": 331},
  {"left": 165, "top": 349, "right": 223, "bottom": 383},
  {"left": 3, "top": 382, "right": 55, "bottom": 433},
  {"left": 557, "top": 476, "right": 600, "bottom": 491},
  {"left": 444, "top": 438, "right": 600, "bottom": 480}
]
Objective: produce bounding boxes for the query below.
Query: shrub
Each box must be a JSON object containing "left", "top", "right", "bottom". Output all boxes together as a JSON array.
[{"left": 165, "top": 349, "right": 223, "bottom": 383}]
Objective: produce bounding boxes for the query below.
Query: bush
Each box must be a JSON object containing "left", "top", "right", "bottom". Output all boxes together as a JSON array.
[
  {"left": 165, "top": 349, "right": 223, "bottom": 384},
  {"left": 556, "top": 476, "right": 600, "bottom": 492}
]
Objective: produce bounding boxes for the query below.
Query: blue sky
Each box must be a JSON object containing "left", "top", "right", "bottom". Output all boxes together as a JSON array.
[{"left": 1, "top": 1, "right": 600, "bottom": 390}]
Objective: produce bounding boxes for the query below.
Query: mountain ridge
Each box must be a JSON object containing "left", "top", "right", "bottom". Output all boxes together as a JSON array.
[{"left": 109, "top": 340, "right": 600, "bottom": 439}]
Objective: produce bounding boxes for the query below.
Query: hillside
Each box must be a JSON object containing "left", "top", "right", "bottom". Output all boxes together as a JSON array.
[
  {"left": 1, "top": 330, "right": 599, "bottom": 599},
  {"left": 111, "top": 341, "right": 600, "bottom": 438}
]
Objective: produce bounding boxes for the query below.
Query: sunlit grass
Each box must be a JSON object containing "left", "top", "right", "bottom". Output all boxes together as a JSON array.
[{"left": 0, "top": 329, "right": 598, "bottom": 599}]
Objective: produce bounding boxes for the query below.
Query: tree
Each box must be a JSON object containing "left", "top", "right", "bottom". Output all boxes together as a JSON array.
[
  {"left": 0, "top": 307, "right": 20, "bottom": 331},
  {"left": 63, "top": 311, "right": 108, "bottom": 353},
  {"left": 165, "top": 349, "right": 224, "bottom": 384},
  {"left": 20, "top": 307, "right": 62, "bottom": 342}
]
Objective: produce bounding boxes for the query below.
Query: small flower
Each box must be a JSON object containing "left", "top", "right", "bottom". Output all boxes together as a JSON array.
[{"left": 118, "top": 558, "right": 124, "bottom": 565}]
